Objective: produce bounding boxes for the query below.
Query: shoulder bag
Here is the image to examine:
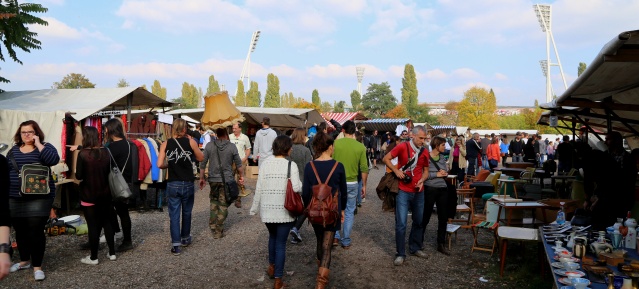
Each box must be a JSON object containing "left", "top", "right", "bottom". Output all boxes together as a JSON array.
[
  {"left": 173, "top": 138, "right": 198, "bottom": 177},
  {"left": 284, "top": 160, "right": 304, "bottom": 216},
  {"left": 7, "top": 150, "right": 51, "bottom": 195},
  {"left": 214, "top": 141, "right": 239, "bottom": 205},
  {"left": 106, "top": 146, "right": 133, "bottom": 201}
]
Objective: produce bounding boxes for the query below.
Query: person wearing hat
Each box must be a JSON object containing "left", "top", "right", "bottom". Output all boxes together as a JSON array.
[{"left": 253, "top": 117, "right": 278, "bottom": 167}]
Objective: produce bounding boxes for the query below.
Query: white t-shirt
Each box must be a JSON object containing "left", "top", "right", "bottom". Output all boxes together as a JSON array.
[{"left": 229, "top": 133, "right": 252, "bottom": 160}]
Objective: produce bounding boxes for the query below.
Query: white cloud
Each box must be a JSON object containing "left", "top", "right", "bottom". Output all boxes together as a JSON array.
[
  {"left": 451, "top": 68, "right": 480, "bottom": 79},
  {"left": 31, "top": 17, "right": 125, "bottom": 54},
  {"left": 364, "top": 0, "right": 436, "bottom": 45},
  {"left": 494, "top": 72, "right": 508, "bottom": 80},
  {"left": 306, "top": 64, "right": 386, "bottom": 79},
  {"left": 420, "top": 69, "right": 447, "bottom": 80},
  {"left": 32, "top": 17, "right": 82, "bottom": 39}
]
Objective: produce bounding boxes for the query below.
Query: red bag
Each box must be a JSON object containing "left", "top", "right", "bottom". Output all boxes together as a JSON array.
[
  {"left": 305, "top": 161, "right": 340, "bottom": 227},
  {"left": 284, "top": 161, "right": 304, "bottom": 216}
]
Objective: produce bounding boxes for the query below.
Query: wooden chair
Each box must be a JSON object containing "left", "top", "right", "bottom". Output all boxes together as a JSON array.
[{"left": 448, "top": 188, "right": 476, "bottom": 228}]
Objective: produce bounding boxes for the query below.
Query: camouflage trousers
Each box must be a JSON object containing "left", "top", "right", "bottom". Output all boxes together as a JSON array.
[
  {"left": 233, "top": 161, "right": 251, "bottom": 198},
  {"left": 209, "top": 182, "right": 228, "bottom": 233}
]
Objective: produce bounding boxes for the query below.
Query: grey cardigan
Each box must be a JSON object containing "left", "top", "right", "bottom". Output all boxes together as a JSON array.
[
  {"left": 201, "top": 139, "right": 242, "bottom": 183},
  {"left": 424, "top": 154, "right": 448, "bottom": 188},
  {"left": 287, "top": 144, "right": 312, "bottom": 182}
]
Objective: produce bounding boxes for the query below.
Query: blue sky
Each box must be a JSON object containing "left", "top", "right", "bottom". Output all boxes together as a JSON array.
[{"left": 2, "top": 0, "right": 637, "bottom": 107}]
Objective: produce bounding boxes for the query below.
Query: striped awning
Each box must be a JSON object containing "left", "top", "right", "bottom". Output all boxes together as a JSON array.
[
  {"left": 361, "top": 118, "right": 411, "bottom": 132},
  {"left": 427, "top": 125, "right": 456, "bottom": 136},
  {"left": 322, "top": 112, "right": 368, "bottom": 129}
]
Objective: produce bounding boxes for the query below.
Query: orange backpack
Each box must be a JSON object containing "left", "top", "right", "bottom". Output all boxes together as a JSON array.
[{"left": 305, "top": 161, "right": 340, "bottom": 227}]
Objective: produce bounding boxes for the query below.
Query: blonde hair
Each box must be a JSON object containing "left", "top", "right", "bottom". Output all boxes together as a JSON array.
[{"left": 172, "top": 118, "right": 187, "bottom": 138}]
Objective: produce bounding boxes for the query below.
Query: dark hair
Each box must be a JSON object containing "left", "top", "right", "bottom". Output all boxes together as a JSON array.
[
  {"left": 103, "top": 118, "right": 126, "bottom": 141},
  {"left": 262, "top": 117, "right": 270, "bottom": 126},
  {"left": 215, "top": 127, "right": 229, "bottom": 140},
  {"left": 563, "top": 135, "right": 570, "bottom": 142},
  {"left": 318, "top": 122, "right": 327, "bottom": 132},
  {"left": 355, "top": 131, "right": 363, "bottom": 143},
  {"left": 342, "top": 120, "right": 356, "bottom": 134},
  {"left": 607, "top": 131, "right": 623, "bottom": 150},
  {"left": 430, "top": 136, "right": 446, "bottom": 150},
  {"left": 82, "top": 126, "right": 101, "bottom": 148},
  {"left": 491, "top": 137, "right": 499, "bottom": 144},
  {"left": 291, "top": 127, "right": 306, "bottom": 145},
  {"left": 272, "top": 135, "right": 292, "bottom": 157},
  {"left": 312, "top": 131, "right": 334, "bottom": 159},
  {"left": 13, "top": 120, "right": 46, "bottom": 146}
]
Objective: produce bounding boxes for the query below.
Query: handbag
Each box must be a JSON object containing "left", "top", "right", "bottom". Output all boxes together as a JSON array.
[
  {"left": 284, "top": 160, "right": 304, "bottom": 216},
  {"left": 106, "top": 146, "right": 133, "bottom": 201},
  {"left": 173, "top": 138, "right": 198, "bottom": 177},
  {"left": 7, "top": 150, "right": 51, "bottom": 195},
  {"left": 214, "top": 142, "right": 239, "bottom": 205}
]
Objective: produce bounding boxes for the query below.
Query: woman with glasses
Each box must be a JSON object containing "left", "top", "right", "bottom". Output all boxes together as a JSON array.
[{"left": 6, "top": 120, "right": 60, "bottom": 281}]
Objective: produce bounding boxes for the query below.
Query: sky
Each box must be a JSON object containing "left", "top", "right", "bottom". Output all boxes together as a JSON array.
[{"left": 2, "top": 0, "right": 638, "bottom": 107}]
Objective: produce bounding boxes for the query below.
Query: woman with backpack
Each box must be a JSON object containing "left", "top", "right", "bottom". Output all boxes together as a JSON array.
[
  {"left": 302, "top": 131, "right": 347, "bottom": 289},
  {"left": 250, "top": 136, "right": 302, "bottom": 289}
]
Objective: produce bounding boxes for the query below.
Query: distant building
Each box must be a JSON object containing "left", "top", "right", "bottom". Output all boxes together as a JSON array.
[{"left": 421, "top": 102, "right": 532, "bottom": 116}]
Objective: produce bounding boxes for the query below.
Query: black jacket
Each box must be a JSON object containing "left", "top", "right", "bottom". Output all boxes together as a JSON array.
[{"left": 465, "top": 139, "right": 481, "bottom": 158}]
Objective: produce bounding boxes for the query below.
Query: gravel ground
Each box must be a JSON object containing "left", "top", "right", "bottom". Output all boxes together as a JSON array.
[{"left": 0, "top": 165, "right": 532, "bottom": 289}]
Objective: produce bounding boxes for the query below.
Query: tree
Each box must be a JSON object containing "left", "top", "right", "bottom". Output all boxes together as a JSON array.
[
  {"left": 457, "top": 86, "right": 498, "bottom": 129},
  {"left": 292, "top": 100, "right": 319, "bottom": 110},
  {"left": 350, "top": 90, "right": 361, "bottom": 111},
  {"left": 333, "top": 100, "right": 345, "bottom": 113},
  {"left": 311, "top": 89, "right": 320, "bottom": 106},
  {"left": 412, "top": 104, "right": 437, "bottom": 124},
  {"left": 206, "top": 75, "right": 220, "bottom": 96},
  {"left": 0, "top": 0, "right": 47, "bottom": 87},
  {"left": 401, "top": 63, "right": 418, "bottom": 115},
  {"left": 116, "top": 78, "right": 129, "bottom": 87},
  {"left": 436, "top": 101, "right": 460, "bottom": 125},
  {"left": 384, "top": 104, "right": 408, "bottom": 118},
  {"left": 151, "top": 80, "right": 167, "bottom": 100},
  {"left": 53, "top": 73, "right": 96, "bottom": 89},
  {"left": 497, "top": 114, "right": 526, "bottom": 129},
  {"left": 361, "top": 82, "right": 397, "bottom": 118},
  {"left": 171, "top": 82, "right": 199, "bottom": 108},
  {"left": 246, "top": 81, "right": 261, "bottom": 107},
  {"left": 264, "top": 73, "right": 281, "bottom": 108},
  {"left": 319, "top": 101, "right": 332, "bottom": 113},
  {"left": 234, "top": 80, "right": 246, "bottom": 106},
  {"left": 578, "top": 62, "right": 587, "bottom": 77}
]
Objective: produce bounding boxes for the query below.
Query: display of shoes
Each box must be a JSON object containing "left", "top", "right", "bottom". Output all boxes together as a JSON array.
[{"left": 81, "top": 256, "right": 99, "bottom": 265}]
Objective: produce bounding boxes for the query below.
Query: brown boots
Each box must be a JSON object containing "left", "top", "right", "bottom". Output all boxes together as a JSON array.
[
  {"left": 274, "top": 277, "right": 285, "bottom": 289},
  {"left": 266, "top": 263, "right": 275, "bottom": 279},
  {"left": 315, "top": 267, "right": 330, "bottom": 289}
]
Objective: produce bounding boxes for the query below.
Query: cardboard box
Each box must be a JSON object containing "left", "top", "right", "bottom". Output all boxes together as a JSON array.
[{"left": 248, "top": 166, "right": 259, "bottom": 179}]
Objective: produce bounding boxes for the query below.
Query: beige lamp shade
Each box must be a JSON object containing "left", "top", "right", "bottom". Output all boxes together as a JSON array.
[{"left": 201, "top": 91, "right": 244, "bottom": 130}]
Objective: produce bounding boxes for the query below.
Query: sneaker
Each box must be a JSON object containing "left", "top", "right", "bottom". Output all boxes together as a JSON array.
[
  {"left": 393, "top": 256, "right": 405, "bottom": 266},
  {"left": 362, "top": 197, "right": 366, "bottom": 203},
  {"left": 332, "top": 238, "right": 339, "bottom": 247},
  {"left": 9, "top": 262, "right": 31, "bottom": 273},
  {"left": 81, "top": 256, "right": 99, "bottom": 265},
  {"left": 171, "top": 246, "right": 181, "bottom": 256},
  {"left": 289, "top": 228, "right": 302, "bottom": 243},
  {"left": 411, "top": 250, "right": 428, "bottom": 258},
  {"left": 34, "top": 270, "right": 45, "bottom": 281},
  {"left": 107, "top": 253, "right": 117, "bottom": 261},
  {"left": 181, "top": 236, "right": 192, "bottom": 247},
  {"left": 117, "top": 241, "right": 134, "bottom": 252}
]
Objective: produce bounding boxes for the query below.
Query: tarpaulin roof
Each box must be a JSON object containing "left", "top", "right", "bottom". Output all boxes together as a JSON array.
[
  {"left": 321, "top": 112, "right": 368, "bottom": 129},
  {"left": 539, "top": 30, "right": 639, "bottom": 147},
  {"left": 167, "top": 107, "right": 325, "bottom": 129},
  {"left": 360, "top": 118, "right": 411, "bottom": 132}
]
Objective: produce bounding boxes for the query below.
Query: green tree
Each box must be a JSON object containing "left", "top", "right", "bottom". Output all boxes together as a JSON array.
[
  {"left": 0, "top": 1, "right": 47, "bottom": 87},
  {"left": 401, "top": 63, "right": 418, "bottom": 115},
  {"left": 206, "top": 75, "right": 220, "bottom": 96},
  {"left": 311, "top": 89, "right": 320, "bottom": 106},
  {"left": 578, "top": 62, "right": 587, "bottom": 77},
  {"left": 246, "top": 81, "right": 261, "bottom": 107},
  {"left": 497, "top": 114, "right": 527, "bottom": 129},
  {"left": 264, "top": 73, "right": 281, "bottom": 108},
  {"left": 116, "top": 78, "right": 129, "bottom": 87},
  {"left": 151, "top": 80, "right": 167, "bottom": 100},
  {"left": 437, "top": 101, "right": 460, "bottom": 125},
  {"left": 281, "top": 92, "right": 299, "bottom": 108},
  {"left": 412, "top": 104, "right": 436, "bottom": 123},
  {"left": 234, "top": 80, "right": 246, "bottom": 106},
  {"left": 350, "top": 90, "right": 361, "bottom": 111},
  {"left": 361, "top": 82, "right": 397, "bottom": 118},
  {"left": 173, "top": 82, "right": 199, "bottom": 108},
  {"left": 333, "top": 100, "right": 345, "bottom": 113},
  {"left": 319, "top": 101, "right": 332, "bottom": 113},
  {"left": 53, "top": 73, "right": 96, "bottom": 89},
  {"left": 457, "top": 86, "right": 498, "bottom": 129},
  {"left": 197, "top": 87, "right": 203, "bottom": 107}
]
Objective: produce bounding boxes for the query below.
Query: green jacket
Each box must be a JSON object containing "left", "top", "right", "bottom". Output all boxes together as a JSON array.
[{"left": 333, "top": 138, "right": 368, "bottom": 182}]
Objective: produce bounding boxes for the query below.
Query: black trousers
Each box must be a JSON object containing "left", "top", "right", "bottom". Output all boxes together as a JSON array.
[
  {"left": 110, "top": 201, "right": 132, "bottom": 242},
  {"left": 84, "top": 203, "right": 116, "bottom": 259},
  {"left": 422, "top": 186, "right": 448, "bottom": 245},
  {"left": 12, "top": 216, "right": 49, "bottom": 267},
  {"left": 312, "top": 224, "right": 336, "bottom": 268}
]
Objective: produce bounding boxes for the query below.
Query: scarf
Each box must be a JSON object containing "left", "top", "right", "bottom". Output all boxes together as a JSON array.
[{"left": 407, "top": 140, "right": 421, "bottom": 173}]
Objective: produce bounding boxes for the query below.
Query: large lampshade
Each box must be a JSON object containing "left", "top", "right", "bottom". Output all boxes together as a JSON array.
[{"left": 201, "top": 91, "right": 244, "bottom": 130}]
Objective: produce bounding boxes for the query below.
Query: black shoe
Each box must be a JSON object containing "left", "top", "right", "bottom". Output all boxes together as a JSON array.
[
  {"left": 437, "top": 244, "right": 450, "bottom": 256},
  {"left": 117, "top": 241, "right": 134, "bottom": 252}
]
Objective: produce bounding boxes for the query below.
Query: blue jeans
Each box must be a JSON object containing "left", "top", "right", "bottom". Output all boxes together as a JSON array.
[
  {"left": 356, "top": 179, "right": 363, "bottom": 205},
  {"left": 266, "top": 222, "right": 294, "bottom": 278},
  {"left": 512, "top": 154, "right": 523, "bottom": 162},
  {"left": 335, "top": 183, "right": 358, "bottom": 246},
  {"left": 481, "top": 154, "right": 489, "bottom": 170},
  {"left": 395, "top": 190, "right": 425, "bottom": 257},
  {"left": 166, "top": 181, "right": 195, "bottom": 247}
]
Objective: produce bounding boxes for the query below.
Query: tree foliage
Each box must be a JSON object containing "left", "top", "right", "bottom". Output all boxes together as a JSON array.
[
  {"left": 264, "top": 73, "right": 281, "bottom": 108},
  {"left": 319, "top": 101, "right": 332, "bottom": 113},
  {"left": 412, "top": 104, "right": 437, "bottom": 124},
  {"left": 436, "top": 101, "right": 460, "bottom": 125},
  {"left": 53, "top": 73, "right": 96, "bottom": 89},
  {"left": 116, "top": 78, "right": 129, "bottom": 87},
  {"left": 311, "top": 89, "right": 320, "bottom": 106},
  {"left": 350, "top": 90, "right": 361, "bottom": 111},
  {"left": 246, "top": 81, "right": 261, "bottom": 107},
  {"left": 0, "top": 0, "right": 47, "bottom": 86},
  {"left": 281, "top": 92, "right": 302, "bottom": 108},
  {"left": 401, "top": 63, "right": 418, "bottom": 115},
  {"left": 234, "top": 80, "right": 246, "bottom": 106},
  {"left": 206, "top": 75, "right": 220, "bottom": 96},
  {"left": 457, "top": 86, "right": 498, "bottom": 129},
  {"left": 151, "top": 80, "right": 167, "bottom": 100},
  {"left": 497, "top": 114, "right": 527, "bottom": 129},
  {"left": 173, "top": 82, "right": 200, "bottom": 109},
  {"left": 292, "top": 100, "right": 319, "bottom": 110},
  {"left": 333, "top": 100, "right": 345, "bottom": 113},
  {"left": 361, "top": 82, "right": 397, "bottom": 118},
  {"left": 384, "top": 104, "right": 408, "bottom": 119},
  {"left": 578, "top": 62, "right": 587, "bottom": 77}
]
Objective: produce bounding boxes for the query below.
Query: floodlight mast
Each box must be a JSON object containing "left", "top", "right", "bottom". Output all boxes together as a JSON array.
[
  {"left": 533, "top": 4, "right": 567, "bottom": 103},
  {"left": 238, "top": 30, "right": 261, "bottom": 105},
  {"left": 356, "top": 67, "right": 365, "bottom": 96}
]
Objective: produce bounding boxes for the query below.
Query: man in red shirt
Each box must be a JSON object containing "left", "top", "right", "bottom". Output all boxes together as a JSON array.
[{"left": 383, "top": 125, "right": 429, "bottom": 266}]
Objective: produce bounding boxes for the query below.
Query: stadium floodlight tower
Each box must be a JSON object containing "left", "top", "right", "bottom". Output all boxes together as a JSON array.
[
  {"left": 539, "top": 60, "right": 554, "bottom": 97},
  {"left": 238, "top": 30, "right": 261, "bottom": 104},
  {"left": 356, "top": 66, "right": 365, "bottom": 95},
  {"left": 533, "top": 4, "right": 567, "bottom": 103}
]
